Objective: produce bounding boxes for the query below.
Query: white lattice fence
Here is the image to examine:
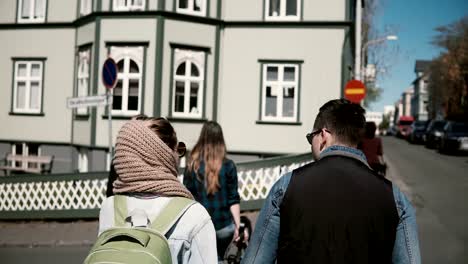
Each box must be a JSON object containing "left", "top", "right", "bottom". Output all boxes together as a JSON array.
[
  {"left": 0, "top": 178, "right": 108, "bottom": 211},
  {"left": 238, "top": 160, "right": 311, "bottom": 201},
  {"left": 0, "top": 154, "right": 312, "bottom": 218}
]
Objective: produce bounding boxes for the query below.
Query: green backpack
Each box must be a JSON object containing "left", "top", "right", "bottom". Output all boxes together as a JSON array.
[{"left": 84, "top": 195, "right": 195, "bottom": 264}]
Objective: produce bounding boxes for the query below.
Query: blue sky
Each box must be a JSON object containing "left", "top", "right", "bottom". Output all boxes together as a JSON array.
[{"left": 369, "top": 0, "right": 468, "bottom": 112}]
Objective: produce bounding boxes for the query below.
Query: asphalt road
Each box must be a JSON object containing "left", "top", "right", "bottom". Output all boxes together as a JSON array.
[{"left": 383, "top": 136, "right": 468, "bottom": 264}]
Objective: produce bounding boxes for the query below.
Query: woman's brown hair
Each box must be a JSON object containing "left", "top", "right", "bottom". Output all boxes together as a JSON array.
[{"left": 188, "top": 121, "right": 226, "bottom": 195}]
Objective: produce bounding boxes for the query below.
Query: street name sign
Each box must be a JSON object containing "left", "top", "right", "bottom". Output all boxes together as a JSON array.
[
  {"left": 344, "top": 79, "right": 366, "bottom": 104},
  {"left": 67, "top": 95, "right": 112, "bottom": 109}
]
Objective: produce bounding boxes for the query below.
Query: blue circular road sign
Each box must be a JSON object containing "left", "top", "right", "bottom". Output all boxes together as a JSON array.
[{"left": 102, "top": 58, "right": 118, "bottom": 89}]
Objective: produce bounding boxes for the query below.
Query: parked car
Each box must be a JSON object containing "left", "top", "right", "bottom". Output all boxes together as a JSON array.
[
  {"left": 386, "top": 126, "right": 398, "bottom": 136},
  {"left": 408, "top": 120, "right": 429, "bottom": 144},
  {"left": 396, "top": 116, "right": 414, "bottom": 138},
  {"left": 438, "top": 121, "right": 468, "bottom": 153},
  {"left": 425, "top": 120, "right": 448, "bottom": 149}
]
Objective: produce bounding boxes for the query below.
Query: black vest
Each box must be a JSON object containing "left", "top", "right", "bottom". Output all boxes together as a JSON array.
[{"left": 278, "top": 155, "right": 399, "bottom": 264}]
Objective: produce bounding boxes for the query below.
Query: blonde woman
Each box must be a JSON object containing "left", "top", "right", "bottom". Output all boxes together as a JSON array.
[{"left": 184, "top": 121, "right": 242, "bottom": 261}]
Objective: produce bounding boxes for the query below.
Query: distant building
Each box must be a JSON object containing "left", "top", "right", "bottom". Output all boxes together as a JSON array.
[
  {"left": 383, "top": 105, "right": 395, "bottom": 125},
  {"left": 0, "top": 0, "right": 361, "bottom": 174},
  {"left": 411, "top": 60, "right": 430, "bottom": 121},
  {"left": 402, "top": 86, "right": 414, "bottom": 117}
]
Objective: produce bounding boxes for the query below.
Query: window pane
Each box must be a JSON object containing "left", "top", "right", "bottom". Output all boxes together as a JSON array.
[
  {"left": 283, "top": 67, "right": 296, "bottom": 81},
  {"left": 129, "top": 60, "right": 139, "bottom": 73},
  {"left": 265, "top": 85, "right": 277, "bottom": 117},
  {"left": 117, "top": 60, "right": 125, "bottom": 73},
  {"left": 22, "top": 0, "right": 31, "bottom": 18},
  {"left": 116, "top": 0, "right": 125, "bottom": 7},
  {"left": 194, "top": 0, "right": 202, "bottom": 11},
  {"left": 113, "top": 81, "right": 123, "bottom": 110},
  {"left": 282, "top": 86, "right": 295, "bottom": 117},
  {"left": 133, "top": 0, "right": 143, "bottom": 7},
  {"left": 176, "top": 62, "right": 186, "bottom": 76},
  {"left": 269, "top": 0, "right": 280, "bottom": 17},
  {"left": 14, "top": 143, "right": 23, "bottom": 167},
  {"left": 30, "top": 82, "right": 40, "bottom": 110},
  {"left": 286, "top": 0, "right": 297, "bottom": 16},
  {"left": 35, "top": 0, "right": 45, "bottom": 18},
  {"left": 28, "top": 144, "right": 39, "bottom": 156},
  {"left": 190, "top": 63, "right": 200, "bottom": 77},
  {"left": 16, "top": 82, "right": 27, "bottom": 109},
  {"left": 175, "top": 81, "right": 185, "bottom": 113},
  {"left": 128, "top": 79, "right": 139, "bottom": 111},
  {"left": 179, "top": 0, "right": 188, "bottom": 9},
  {"left": 31, "top": 63, "right": 41, "bottom": 77},
  {"left": 17, "top": 64, "right": 27, "bottom": 77},
  {"left": 189, "top": 82, "right": 199, "bottom": 114},
  {"left": 266, "top": 66, "right": 278, "bottom": 81}
]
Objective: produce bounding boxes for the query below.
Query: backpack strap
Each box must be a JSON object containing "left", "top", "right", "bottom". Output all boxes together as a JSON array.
[
  {"left": 113, "top": 195, "right": 128, "bottom": 227},
  {"left": 150, "top": 197, "right": 195, "bottom": 235}
]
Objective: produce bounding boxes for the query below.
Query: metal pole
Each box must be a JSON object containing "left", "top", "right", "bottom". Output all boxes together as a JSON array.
[
  {"left": 107, "top": 89, "right": 113, "bottom": 167},
  {"left": 354, "top": 0, "right": 362, "bottom": 80}
]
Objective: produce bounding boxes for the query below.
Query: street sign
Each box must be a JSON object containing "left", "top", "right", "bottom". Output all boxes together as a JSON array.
[
  {"left": 102, "top": 58, "right": 118, "bottom": 89},
  {"left": 66, "top": 95, "right": 112, "bottom": 109},
  {"left": 344, "top": 79, "right": 366, "bottom": 103}
]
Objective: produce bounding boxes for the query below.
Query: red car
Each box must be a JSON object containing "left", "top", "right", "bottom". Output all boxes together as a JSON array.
[{"left": 396, "top": 116, "right": 415, "bottom": 138}]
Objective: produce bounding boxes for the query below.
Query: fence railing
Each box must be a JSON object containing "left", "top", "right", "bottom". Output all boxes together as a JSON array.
[{"left": 0, "top": 153, "right": 312, "bottom": 220}]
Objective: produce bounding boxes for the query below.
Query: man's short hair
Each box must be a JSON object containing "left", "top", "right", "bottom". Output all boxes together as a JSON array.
[{"left": 313, "top": 99, "right": 366, "bottom": 145}]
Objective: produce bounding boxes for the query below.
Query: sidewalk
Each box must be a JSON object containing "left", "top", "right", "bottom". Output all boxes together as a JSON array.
[
  {"left": 0, "top": 211, "right": 259, "bottom": 248},
  {"left": 0, "top": 220, "right": 98, "bottom": 247}
]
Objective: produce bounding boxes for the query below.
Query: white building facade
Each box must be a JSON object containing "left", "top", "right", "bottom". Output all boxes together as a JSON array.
[
  {"left": 0, "top": 0, "right": 361, "bottom": 173},
  {"left": 410, "top": 60, "right": 430, "bottom": 121}
]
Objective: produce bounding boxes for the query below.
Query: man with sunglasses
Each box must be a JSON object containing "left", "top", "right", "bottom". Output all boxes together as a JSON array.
[{"left": 242, "top": 99, "right": 420, "bottom": 264}]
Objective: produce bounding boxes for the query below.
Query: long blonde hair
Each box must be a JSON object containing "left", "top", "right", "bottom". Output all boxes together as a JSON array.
[{"left": 188, "top": 121, "right": 226, "bottom": 195}]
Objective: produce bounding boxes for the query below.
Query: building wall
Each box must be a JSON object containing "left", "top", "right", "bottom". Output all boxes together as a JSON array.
[
  {"left": 0, "top": 29, "right": 75, "bottom": 143},
  {"left": 48, "top": 0, "right": 77, "bottom": 22},
  {"left": 220, "top": 27, "right": 345, "bottom": 154},
  {"left": 0, "top": 0, "right": 17, "bottom": 23},
  {"left": 224, "top": 0, "right": 346, "bottom": 21}
]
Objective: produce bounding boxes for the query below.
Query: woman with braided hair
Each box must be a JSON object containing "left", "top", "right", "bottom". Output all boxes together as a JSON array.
[{"left": 98, "top": 117, "right": 217, "bottom": 264}]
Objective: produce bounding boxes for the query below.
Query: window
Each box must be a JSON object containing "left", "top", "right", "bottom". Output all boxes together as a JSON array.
[
  {"left": 11, "top": 143, "right": 41, "bottom": 169},
  {"left": 110, "top": 46, "right": 143, "bottom": 116},
  {"left": 13, "top": 60, "right": 44, "bottom": 114},
  {"left": 78, "top": 148, "right": 89, "bottom": 173},
  {"left": 76, "top": 49, "right": 91, "bottom": 115},
  {"left": 176, "top": 0, "right": 206, "bottom": 16},
  {"left": 261, "top": 63, "right": 299, "bottom": 122},
  {"left": 172, "top": 49, "right": 205, "bottom": 118},
  {"left": 80, "top": 0, "right": 92, "bottom": 16},
  {"left": 113, "top": 0, "right": 144, "bottom": 11},
  {"left": 265, "top": 0, "right": 300, "bottom": 20},
  {"left": 17, "top": 0, "right": 47, "bottom": 23}
]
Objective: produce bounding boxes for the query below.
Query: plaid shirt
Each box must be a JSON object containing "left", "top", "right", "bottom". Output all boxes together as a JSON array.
[{"left": 184, "top": 158, "right": 240, "bottom": 231}]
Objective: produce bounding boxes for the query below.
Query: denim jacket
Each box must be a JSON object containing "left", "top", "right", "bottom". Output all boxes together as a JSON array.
[{"left": 242, "top": 146, "right": 421, "bottom": 264}]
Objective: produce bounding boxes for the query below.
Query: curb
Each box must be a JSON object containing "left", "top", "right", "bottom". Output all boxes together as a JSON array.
[{"left": 0, "top": 240, "right": 95, "bottom": 248}]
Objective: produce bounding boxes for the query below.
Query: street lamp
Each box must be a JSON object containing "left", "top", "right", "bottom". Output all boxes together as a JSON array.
[{"left": 356, "top": 35, "right": 398, "bottom": 81}]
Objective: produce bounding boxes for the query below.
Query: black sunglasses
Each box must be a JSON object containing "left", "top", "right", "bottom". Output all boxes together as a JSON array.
[
  {"left": 177, "top": 142, "right": 186, "bottom": 157},
  {"left": 306, "top": 129, "right": 331, "bottom": 145}
]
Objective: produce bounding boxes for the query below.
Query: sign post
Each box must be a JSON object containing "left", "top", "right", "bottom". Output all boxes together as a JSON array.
[
  {"left": 102, "top": 58, "right": 118, "bottom": 165},
  {"left": 344, "top": 79, "right": 367, "bottom": 104}
]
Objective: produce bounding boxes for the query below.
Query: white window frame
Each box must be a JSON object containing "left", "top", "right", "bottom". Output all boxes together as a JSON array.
[
  {"left": 76, "top": 49, "right": 91, "bottom": 115},
  {"left": 261, "top": 63, "right": 299, "bottom": 122},
  {"left": 11, "top": 143, "right": 41, "bottom": 169},
  {"left": 172, "top": 49, "right": 205, "bottom": 119},
  {"left": 110, "top": 46, "right": 143, "bottom": 116},
  {"left": 80, "top": 0, "right": 93, "bottom": 16},
  {"left": 17, "top": 0, "right": 47, "bottom": 23},
  {"left": 13, "top": 60, "right": 44, "bottom": 114},
  {"left": 176, "top": 0, "right": 206, "bottom": 16},
  {"left": 78, "top": 148, "right": 89, "bottom": 173},
  {"left": 265, "top": 0, "right": 301, "bottom": 21},
  {"left": 113, "top": 0, "right": 145, "bottom": 11}
]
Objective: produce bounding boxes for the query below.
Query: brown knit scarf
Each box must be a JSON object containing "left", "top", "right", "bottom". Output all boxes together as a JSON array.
[{"left": 112, "top": 120, "right": 193, "bottom": 199}]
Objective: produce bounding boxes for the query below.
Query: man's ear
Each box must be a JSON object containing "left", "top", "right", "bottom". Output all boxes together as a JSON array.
[{"left": 319, "top": 130, "right": 327, "bottom": 151}]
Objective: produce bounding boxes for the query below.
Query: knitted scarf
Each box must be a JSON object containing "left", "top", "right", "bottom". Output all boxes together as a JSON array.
[{"left": 112, "top": 120, "right": 193, "bottom": 199}]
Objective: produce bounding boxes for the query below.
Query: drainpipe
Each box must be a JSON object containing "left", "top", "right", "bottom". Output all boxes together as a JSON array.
[{"left": 354, "top": 0, "right": 362, "bottom": 80}]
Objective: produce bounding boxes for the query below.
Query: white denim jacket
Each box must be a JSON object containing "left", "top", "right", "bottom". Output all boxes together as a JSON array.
[{"left": 98, "top": 195, "right": 218, "bottom": 264}]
